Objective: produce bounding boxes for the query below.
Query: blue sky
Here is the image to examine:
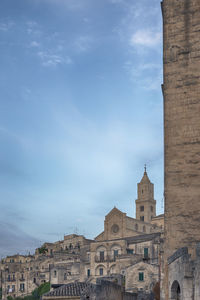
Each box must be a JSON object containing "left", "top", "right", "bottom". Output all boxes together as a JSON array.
[{"left": 0, "top": 0, "right": 163, "bottom": 257}]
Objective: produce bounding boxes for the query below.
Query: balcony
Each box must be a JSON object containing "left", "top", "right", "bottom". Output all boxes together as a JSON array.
[
  {"left": 94, "top": 255, "right": 116, "bottom": 263},
  {"left": 7, "top": 278, "right": 16, "bottom": 282},
  {"left": 19, "top": 278, "right": 25, "bottom": 281}
]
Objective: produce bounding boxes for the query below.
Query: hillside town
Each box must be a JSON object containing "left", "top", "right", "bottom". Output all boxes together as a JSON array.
[{"left": 0, "top": 170, "right": 164, "bottom": 300}]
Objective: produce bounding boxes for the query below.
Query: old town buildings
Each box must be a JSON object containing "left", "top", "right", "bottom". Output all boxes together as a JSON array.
[{"left": 0, "top": 169, "right": 164, "bottom": 300}]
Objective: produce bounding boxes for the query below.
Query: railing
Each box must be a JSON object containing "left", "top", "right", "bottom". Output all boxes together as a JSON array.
[
  {"left": 19, "top": 278, "right": 25, "bottom": 281},
  {"left": 7, "top": 278, "right": 16, "bottom": 282},
  {"left": 94, "top": 255, "right": 116, "bottom": 263}
]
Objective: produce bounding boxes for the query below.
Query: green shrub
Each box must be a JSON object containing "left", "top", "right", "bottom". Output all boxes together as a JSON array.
[{"left": 7, "top": 282, "right": 50, "bottom": 300}]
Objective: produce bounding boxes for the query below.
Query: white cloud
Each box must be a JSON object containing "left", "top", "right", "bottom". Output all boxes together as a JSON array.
[
  {"left": 0, "top": 21, "right": 14, "bottom": 31},
  {"left": 74, "top": 36, "right": 92, "bottom": 53},
  {"left": 124, "top": 61, "right": 162, "bottom": 91},
  {"left": 30, "top": 41, "right": 40, "bottom": 47},
  {"left": 37, "top": 51, "right": 72, "bottom": 67},
  {"left": 130, "top": 29, "right": 161, "bottom": 48}
]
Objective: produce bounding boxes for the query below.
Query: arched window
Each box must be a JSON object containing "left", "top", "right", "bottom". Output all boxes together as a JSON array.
[
  {"left": 110, "top": 264, "right": 116, "bottom": 274},
  {"left": 95, "top": 265, "right": 106, "bottom": 276},
  {"left": 171, "top": 280, "right": 181, "bottom": 300}
]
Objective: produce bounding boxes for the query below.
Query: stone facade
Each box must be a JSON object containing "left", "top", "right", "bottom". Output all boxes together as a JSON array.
[
  {"left": 166, "top": 244, "right": 200, "bottom": 300},
  {"left": 0, "top": 171, "right": 163, "bottom": 299},
  {"left": 135, "top": 169, "right": 156, "bottom": 223},
  {"left": 42, "top": 280, "right": 138, "bottom": 300},
  {"left": 162, "top": 0, "right": 200, "bottom": 299}
]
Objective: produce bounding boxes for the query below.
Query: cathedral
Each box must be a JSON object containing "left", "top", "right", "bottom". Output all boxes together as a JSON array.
[
  {"left": 0, "top": 170, "right": 164, "bottom": 300},
  {"left": 1, "top": 0, "right": 200, "bottom": 299}
]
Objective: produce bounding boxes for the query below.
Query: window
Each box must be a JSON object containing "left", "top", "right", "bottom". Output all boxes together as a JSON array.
[
  {"left": 13, "top": 274, "right": 15, "bottom": 281},
  {"left": 143, "top": 226, "right": 146, "bottom": 233},
  {"left": 113, "top": 250, "right": 118, "bottom": 259},
  {"left": 33, "top": 278, "right": 36, "bottom": 284},
  {"left": 135, "top": 224, "right": 138, "bottom": 231},
  {"left": 139, "top": 272, "right": 144, "bottom": 281},
  {"left": 54, "top": 270, "right": 57, "bottom": 278},
  {"left": 7, "top": 285, "right": 10, "bottom": 293},
  {"left": 12, "top": 285, "right": 15, "bottom": 292},
  {"left": 100, "top": 251, "right": 104, "bottom": 262},
  {"left": 99, "top": 268, "right": 103, "bottom": 276},
  {"left": 151, "top": 206, "right": 153, "bottom": 212},
  {"left": 64, "top": 273, "right": 67, "bottom": 280},
  {"left": 20, "top": 283, "right": 25, "bottom": 291},
  {"left": 144, "top": 248, "right": 149, "bottom": 258},
  {"left": 8, "top": 275, "right": 11, "bottom": 281},
  {"left": 140, "top": 206, "right": 144, "bottom": 212},
  {"left": 127, "top": 249, "right": 133, "bottom": 254},
  {"left": 140, "top": 216, "right": 144, "bottom": 221},
  {"left": 87, "top": 269, "right": 90, "bottom": 277}
]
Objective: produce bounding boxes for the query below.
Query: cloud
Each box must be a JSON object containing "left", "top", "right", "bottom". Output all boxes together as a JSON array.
[
  {"left": 130, "top": 29, "right": 161, "bottom": 48},
  {"left": 124, "top": 61, "right": 162, "bottom": 91},
  {"left": 0, "top": 21, "right": 14, "bottom": 31},
  {"left": 30, "top": 41, "right": 40, "bottom": 47},
  {"left": 43, "top": 0, "right": 88, "bottom": 11},
  {"left": 109, "top": 0, "right": 123, "bottom": 3},
  {"left": 37, "top": 51, "right": 72, "bottom": 67},
  {"left": 74, "top": 36, "right": 92, "bottom": 53},
  {"left": 0, "top": 222, "right": 41, "bottom": 257},
  {"left": 26, "top": 21, "right": 42, "bottom": 36}
]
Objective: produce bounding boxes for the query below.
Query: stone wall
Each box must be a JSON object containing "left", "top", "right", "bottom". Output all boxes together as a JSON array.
[
  {"left": 162, "top": 0, "right": 200, "bottom": 298},
  {"left": 81, "top": 280, "right": 137, "bottom": 300}
]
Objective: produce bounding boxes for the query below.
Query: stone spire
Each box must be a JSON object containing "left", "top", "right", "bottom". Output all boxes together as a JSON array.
[
  {"left": 140, "top": 165, "right": 151, "bottom": 184},
  {"left": 135, "top": 167, "right": 156, "bottom": 223}
]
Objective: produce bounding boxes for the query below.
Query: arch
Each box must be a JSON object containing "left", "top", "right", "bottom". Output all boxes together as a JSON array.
[
  {"left": 96, "top": 245, "right": 107, "bottom": 252},
  {"left": 171, "top": 280, "right": 181, "bottom": 300},
  {"left": 110, "top": 244, "right": 121, "bottom": 259},
  {"left": 95, "top": 264, "right": 106, "bottom": 276},
  {"left": 110, "top": 243, "right": 121, "bottom": 251},
  {"left": 109, "top": 264, "right": 117, "bottom": 274},
  {"left": 96, "top": 245, "right": 107, "bottom": 262}
]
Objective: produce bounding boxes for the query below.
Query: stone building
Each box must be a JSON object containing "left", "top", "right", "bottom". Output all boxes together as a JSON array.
[
  {"left": 0, "top": 170, "right": 164, "bottom": 299},
  {"left": 162, "top": 0, "right": 200, "bottom": 299},
  {"left": 42, "top": 280, "right": 138, "bottom": 300}
]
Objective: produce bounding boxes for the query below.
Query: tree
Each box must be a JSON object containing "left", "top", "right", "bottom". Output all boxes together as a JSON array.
[{"left": 7, "top": 282, "right": 50, "bottom": 300}]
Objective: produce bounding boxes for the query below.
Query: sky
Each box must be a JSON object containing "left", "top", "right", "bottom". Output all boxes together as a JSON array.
[{"left": 0, "top": 0, "right": 163, "bottom": 257}]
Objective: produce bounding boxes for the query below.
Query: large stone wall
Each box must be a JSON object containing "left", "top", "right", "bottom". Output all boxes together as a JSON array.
[
  {"left": 81, "top": 280, "right": 137, "bottom": 300},
  {"left": 162, "top": 0, "right": 200, "bottom": 298}
]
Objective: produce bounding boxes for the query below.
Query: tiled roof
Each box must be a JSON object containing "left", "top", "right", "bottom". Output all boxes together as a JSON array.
[
  {"left": 126, "top": 232, "right": 161, "bottom": 244},
  {"left": 43, "top": 282, "right": 87, "bottom": 297}
]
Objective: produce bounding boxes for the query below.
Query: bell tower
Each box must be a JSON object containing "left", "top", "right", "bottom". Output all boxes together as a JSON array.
[
  {"left": 162, "top": 0, "right": 200, "bottom": 299},
  {"left": 135, "top": 166, "right": 156, "bottom": 223}
]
